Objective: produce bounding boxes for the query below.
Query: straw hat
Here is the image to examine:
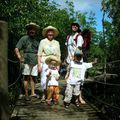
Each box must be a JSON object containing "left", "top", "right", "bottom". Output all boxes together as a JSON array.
[
  {"left": 25, "top": 22, "right": 40, "bottom": 30},
  {"left": 42, "top": 26, "right": 59, "bottom": 37},
  {"left": 45, "top": 56, "right": 61, "bottom": 66}
]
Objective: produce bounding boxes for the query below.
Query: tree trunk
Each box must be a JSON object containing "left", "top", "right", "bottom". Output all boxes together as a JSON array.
[{"left": 0, "top": 21, "right": 8, "bottom": 120}]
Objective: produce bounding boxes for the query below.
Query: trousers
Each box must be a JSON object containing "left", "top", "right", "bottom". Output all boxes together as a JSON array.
[{"left": 47, "top": 86, "right": 59, "bottom": 102}]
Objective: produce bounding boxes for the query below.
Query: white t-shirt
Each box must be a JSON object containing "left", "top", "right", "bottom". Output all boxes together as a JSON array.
[
  {"left": 67, "top": 61, "right": 92, "bottom": 85},
  {"left": 66, "top": 33, "right": 84, "bottom": 63},
  {"left": 46, "top": 68, "right": 60, "bottom": 86}
]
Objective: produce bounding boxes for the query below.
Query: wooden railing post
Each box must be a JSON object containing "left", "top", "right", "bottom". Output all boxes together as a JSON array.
[{"left": 0, "top": 21, "right": 8, "bottom": 120}]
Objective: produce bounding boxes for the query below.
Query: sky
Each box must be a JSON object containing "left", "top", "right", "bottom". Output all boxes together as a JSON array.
[{"left": 50, "top": 0, "right": 104, "bottom": 31}]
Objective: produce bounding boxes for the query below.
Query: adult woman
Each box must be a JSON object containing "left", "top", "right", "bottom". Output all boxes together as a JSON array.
[{"left": 37, "top": 26, "right": 61, "bottom": 101}]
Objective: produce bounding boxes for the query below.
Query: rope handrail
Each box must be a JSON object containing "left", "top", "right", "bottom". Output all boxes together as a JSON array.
[
  {"left": 107, "top": 60, "right": 120, "bottom": 64},
  {"left": 95, "top": 59, "right": 120, "bottom": 66},
  {"left": 83, "top": 89, "right": 120, "bottom": 110},
  {"left": 8, "top": 64, "right": 22, "bottom": 88},
  {"left": 94, "top": 80, "right": 120, "bottom": 87},
  {"left": 8, "top": 58, "right": 19, "bottom": 63}
]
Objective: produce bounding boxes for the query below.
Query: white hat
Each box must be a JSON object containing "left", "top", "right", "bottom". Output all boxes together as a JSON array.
[
  {"left": 25, "top": 22, "right": 40, "bottom": 30},
  {"left": 45, "top": 56, "right": 61, "bottom": 66},
  {"left": 42, "top": 26, "right": 59, "bottom": 37}
]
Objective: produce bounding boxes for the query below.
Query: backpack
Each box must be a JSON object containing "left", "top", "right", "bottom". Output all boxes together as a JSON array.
[
  {"left": 82, "top": 29, "right": 92, "bottom": 49},
  {"left": 66, "top": 29, "right": 92, "bottom": 50},
  {"left": 66, "top": 32, "right": 82, "bottom": 45}
]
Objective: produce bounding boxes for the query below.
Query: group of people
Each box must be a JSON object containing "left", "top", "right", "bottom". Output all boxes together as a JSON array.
[{"left": 15, "top": 22, "right": 97, "bottom": 108}]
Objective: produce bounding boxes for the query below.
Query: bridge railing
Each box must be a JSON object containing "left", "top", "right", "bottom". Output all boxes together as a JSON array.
[
  {"left": 8, "top": 58, "right": 22, "bottom": 115},
  {"left": 83, "top": 60, "right": 120, "bottom": 120}
]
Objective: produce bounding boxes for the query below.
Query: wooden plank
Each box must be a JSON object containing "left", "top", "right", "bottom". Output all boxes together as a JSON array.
[
  {"left": 0, "top": 21, "right": 8, "bottom": 120},
  {"left": 10, "top": 81, "right": 101, "bottom": 120}
]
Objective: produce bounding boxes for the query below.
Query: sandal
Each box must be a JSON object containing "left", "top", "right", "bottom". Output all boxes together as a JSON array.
[
  {"left": 75, "top": 101, "right": 80, "bottom": 107},
  {"left": 25, "top": 96, "right": 31, "bottom": 101},
  {"left": 46, "top": 100, "right": 52, "bottom": 106},
  {"left": 64, "top": 102, "right": 70, "bottom": 108},
  {"left": 54, "top": 99, "right": 59, "bottom": 105},
  {"left": 30, "top": 94, "right": 39, "bottom": 98},
  {"left": 54, "top": 101, "right": 59, "bottom": 105},
  {"left": 41, "top": 94, "right": 46, "bottom": 102}
]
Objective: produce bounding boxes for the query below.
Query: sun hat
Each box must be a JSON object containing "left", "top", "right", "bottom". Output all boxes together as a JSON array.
[
  {"left": 45, "top": 56, "right": 61, "bottom": 66},
  {"left": 42, "top": 26, "right": 59, "bottom": 37},
  {"left": 25, "top": 22, "right": 40, "bottom": 30}
]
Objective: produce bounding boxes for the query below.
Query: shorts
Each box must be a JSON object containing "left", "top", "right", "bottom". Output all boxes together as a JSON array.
[{"left": 22, "top": 64, "right": 38, "bottom": 76}]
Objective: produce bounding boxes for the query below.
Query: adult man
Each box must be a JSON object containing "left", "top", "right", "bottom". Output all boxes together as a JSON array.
[
  {"left": 15, "top": 22, "right": 40, "bottom": 100},
  {"left": 66, "top": 23, "right": 86, "bottom": 104}
]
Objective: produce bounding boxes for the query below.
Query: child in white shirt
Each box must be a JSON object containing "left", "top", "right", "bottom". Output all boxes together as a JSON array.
[
  {"left": 64, "top": 50, "right": 97, "bottom": 108},
  {"left": 45, "top": 56, "right": 60, "bottom": 105}
]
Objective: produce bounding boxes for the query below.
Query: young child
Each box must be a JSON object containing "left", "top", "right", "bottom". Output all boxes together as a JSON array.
[
  {"left": 64, "top": 50, "right": 97, "bottom": 108},
  {"left": 45, "top": 56, "right": 61, "bottom": 105}
]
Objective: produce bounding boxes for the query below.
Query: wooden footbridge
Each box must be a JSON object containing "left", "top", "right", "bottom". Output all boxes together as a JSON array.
[
  {"left": 10, "top": 81, "right": 101, "bottom": 120},
  {"left": 9, "top": 59, "right": 120, "bottom": 120}
]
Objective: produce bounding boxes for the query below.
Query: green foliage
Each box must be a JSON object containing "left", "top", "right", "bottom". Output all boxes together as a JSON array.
[
  {"left": 101, "top": 0, "right": 120, "bottom": 63},
  {"left": 76, "top": 12, "right": 87, "bottom": 28},
  {"left": 89, "top": 44, "right": 105, "bottom": 60},
  {"left": 0, "top": 0, "right": 105, "bottom": 61},
  {"left": 0, "top": 0, "right": 72, "bottom": 56},
  {"left": 101, "top": 0, "right": 120, "bottom": 76}
]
